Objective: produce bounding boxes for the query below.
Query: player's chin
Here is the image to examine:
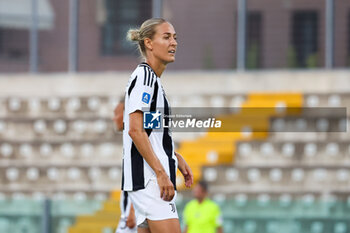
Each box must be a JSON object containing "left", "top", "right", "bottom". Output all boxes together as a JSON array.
[
  {"left": 162, "top": 56, "right": 175, "bottom": 65},
  {"left": 167, "top": 55, "right": 176, "bottom": 62},
  {"left": 166, "top": 59, "right": 175, "bottom": 64}
]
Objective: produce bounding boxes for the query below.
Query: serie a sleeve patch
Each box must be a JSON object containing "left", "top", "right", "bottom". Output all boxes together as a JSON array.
[{"left": 142, "top": 92, "right": 151, "bottom": 104}]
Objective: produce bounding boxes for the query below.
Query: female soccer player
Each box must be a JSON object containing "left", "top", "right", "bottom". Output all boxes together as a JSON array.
[{"left": 122, "top": 18, "right": 193, "bottom": 233}]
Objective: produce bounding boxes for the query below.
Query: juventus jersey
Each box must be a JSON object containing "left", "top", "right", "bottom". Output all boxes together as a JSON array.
[{"left": 122, "top": 62, "right": 177, "bottom": 191}]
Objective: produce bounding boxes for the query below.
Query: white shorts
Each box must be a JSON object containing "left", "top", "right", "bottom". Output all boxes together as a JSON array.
[{"left": 128, "top": 178, "right": 178, "bottom": 227}]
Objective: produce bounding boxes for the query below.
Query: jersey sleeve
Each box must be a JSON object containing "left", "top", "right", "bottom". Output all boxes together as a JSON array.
[{"left": 127, "top": 67, "right": 156, "bottom": 114}]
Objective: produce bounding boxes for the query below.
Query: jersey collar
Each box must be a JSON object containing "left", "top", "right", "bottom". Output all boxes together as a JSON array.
[{"left": 139, "top": 62, "right": 159, "bottom": 78}]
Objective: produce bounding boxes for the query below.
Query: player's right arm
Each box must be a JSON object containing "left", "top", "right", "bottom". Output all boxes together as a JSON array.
[{"left": 128, "top": 111, "right": 174, "bottom": 201}]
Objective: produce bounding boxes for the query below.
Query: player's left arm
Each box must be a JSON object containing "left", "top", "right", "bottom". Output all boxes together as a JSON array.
[
  {"left": 113, "top": 101, "right": 124, "bottom": 131},
  {"left": 175, "top": 152, "right": 193, "bottom": 188}
]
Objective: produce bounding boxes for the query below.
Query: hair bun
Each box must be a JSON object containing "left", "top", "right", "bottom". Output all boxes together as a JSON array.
[
  {"left": 127, "top": 29, "right": 140, "bottom": 41},
  {"left": 126, "top": 18, "right": 167, "bottom": 57}
]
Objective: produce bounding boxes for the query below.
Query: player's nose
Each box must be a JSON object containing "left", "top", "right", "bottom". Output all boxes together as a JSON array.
[{"left": 170, "top": 37, "right": 177, "bottom": 46}]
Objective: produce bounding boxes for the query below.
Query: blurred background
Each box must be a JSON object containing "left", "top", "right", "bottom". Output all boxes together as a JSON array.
[{"left": 0, "top": 0, "right": 350, "bottom": 233}]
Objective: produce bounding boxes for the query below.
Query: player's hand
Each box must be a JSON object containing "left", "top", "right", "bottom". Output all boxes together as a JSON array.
[
  {"left": 176, "top": 152, "right": 193, "bottom": 188},
  {"left": 126, "top": 216, "right": 136, "bottom": 228},
  {"left": 156, "top": 171, "right": 175, "bottom": 202}
]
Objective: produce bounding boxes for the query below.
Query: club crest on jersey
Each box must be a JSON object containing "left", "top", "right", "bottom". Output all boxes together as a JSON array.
[
  {"left": 142, "top": 92, "right": 151, "bottom": 104},
  {"left": 169, "top": 203, "right": 176, "bottom": 213},
  {"left": 143, "top": 110, "right": 162, "bottom": 129}
]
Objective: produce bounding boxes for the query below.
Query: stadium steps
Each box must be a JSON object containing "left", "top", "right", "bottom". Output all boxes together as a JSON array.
[
  {"left": 176, "top": 92, "right": 303, "bottom": 188},
  {"left": 68, "top": 192, "right": 121, "bottom": 233}
]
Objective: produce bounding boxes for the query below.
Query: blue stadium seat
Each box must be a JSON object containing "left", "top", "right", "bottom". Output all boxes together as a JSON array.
[
  {"left": 67, "top": 97, "right": 81, "bottom": 112},
  {"left": 0, "top": 218, "right": 10, "bottom": 233},
  {"left": 310, "top": 221, "right": 324, "bottom": 233},
  {"left": 33, "top": 119, "right": 47, "bottom": 134},
  {"left": 334, "top": 222, "right": 347, "bottom": 233},
  {"left": 8, "top": 98, "right": 22, "bottom": 112},
  {"left": 48, "top": 98, "right": 61, "bottom": 111},
  {"left": 328, "top": 95, "right": 341, "bottom": 107},
  {"left": 87, "top": 97, "right": 101, "bottom": 111},
  {"left": 80, "top": 143, "right": 94, "bottom": 157},
  {"left": 53, "top": 120, "right": 67, "bottom": 134},
  {"left": 243, "top": 220, "right": 257, "bottom": 233},
  {"left": 40, "top": 143, "right": 53, "bottom": 157},
  {"left": 1, "top": 143, "right": 13, "bottom": 157},
  {"left": 266, "top": 221, "right": 279, "bottom": 233}
]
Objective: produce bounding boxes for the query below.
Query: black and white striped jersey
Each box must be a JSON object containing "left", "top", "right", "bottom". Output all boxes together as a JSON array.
[{"left": 122, "top": 62, "right": 177, "bottom": 191}]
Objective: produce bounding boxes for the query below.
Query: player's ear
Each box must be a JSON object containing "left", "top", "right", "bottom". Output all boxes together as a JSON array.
[{"left": 144, "top": 38, "right": 153, "bottom": 51}]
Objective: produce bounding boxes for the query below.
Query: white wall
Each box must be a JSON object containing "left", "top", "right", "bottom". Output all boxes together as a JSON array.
[{"left": 0, "top": 70, "right": 349, "bottom": 97}]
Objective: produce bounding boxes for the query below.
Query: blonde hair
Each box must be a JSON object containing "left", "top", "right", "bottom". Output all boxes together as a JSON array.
[{"left": 127, "top": 18, "right": 167, "bottom": 57}]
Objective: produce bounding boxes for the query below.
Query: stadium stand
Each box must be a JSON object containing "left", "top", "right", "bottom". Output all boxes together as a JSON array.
[
  {"left": 191, "top": 92, "right": 350, "bottom": 232},
  {"left": 0, "top": 72, "right": 349, "bottom": 233},
  {"left": 0, "top": 94, "right": 123, "bottom": 233}
]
